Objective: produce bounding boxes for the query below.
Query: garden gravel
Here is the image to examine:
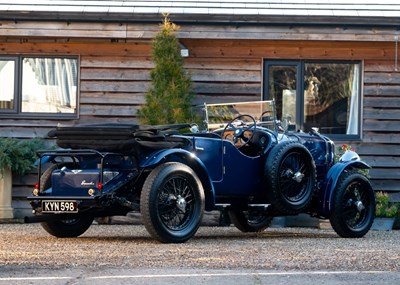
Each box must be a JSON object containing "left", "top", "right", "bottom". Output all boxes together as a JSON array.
[{"left": 0, "top": 223, "right": 399, "bottom": 272}]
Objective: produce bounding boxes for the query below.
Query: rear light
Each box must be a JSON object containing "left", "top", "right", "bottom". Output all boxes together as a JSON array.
[
  {"left": 97, "top": 182, "right": 103, "bottom": 190},
  {"left": 33, "top": 183, "right": 39, "bottom": 196}
]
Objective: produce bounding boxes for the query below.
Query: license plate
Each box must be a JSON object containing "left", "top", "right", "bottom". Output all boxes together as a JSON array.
[{"left": 42, "top": 201, "right": 78, "bottom": 213}]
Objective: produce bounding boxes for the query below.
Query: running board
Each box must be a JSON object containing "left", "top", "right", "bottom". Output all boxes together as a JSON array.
[
  {"left": 215, "top": 203, "right": 271, "bottom": 210},
  {"left": 248, "top": 204, "right": 271, "bottom": 209},
  {"left": 215, "top": 203, "right": 231, "bottom": 208}
]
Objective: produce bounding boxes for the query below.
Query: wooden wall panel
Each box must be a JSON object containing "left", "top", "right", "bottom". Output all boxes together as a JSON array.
[
  {"left": 364, "top": 72, "right": 400, "bottom": 84},
  {"left": 80, "top": 56, "right": 153, "bottom": 68},
  {"left": 0, "top": 42, "right": 151, "bottom": 56},
  {"left": 361, "top": 58, "right": 400, "bottom": 191},
  {"left": 0, "top": 21, "right": 128, "bottom": 38},
  {"left": 80, "top": 92, "right": 145, "bottom": 105},
  {"left": 362, "top": 133, "right": 400, "bottom": 144},
  {"left": 356, "top": 144, "right": 400, "bottom": 156},
  {"left": 184, "top": 40, "right": 396, "bottom": 60},
  {"left": 80, "top": 80, "right": 149, "bottom": 93},
  {"left": 1, "top": 21, "right": 398, "bottom": 42},
  {"left": 372, "top": 180, "right": 400, "bottom": 192}
]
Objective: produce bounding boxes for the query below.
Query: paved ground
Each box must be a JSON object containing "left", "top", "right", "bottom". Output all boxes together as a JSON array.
[{"left": 0, "top": 223, "right": 399, "bottom": 284}]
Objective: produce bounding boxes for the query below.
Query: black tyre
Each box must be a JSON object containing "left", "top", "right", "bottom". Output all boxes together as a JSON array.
[
  {"left": 265, "top": 141, "right": 316, "bottom": 214},
  {"left": 329, "top": 171, "right": 375, "bottom": 238},
  {"left": 39, "top": 164, "right": 94, "bottom": 238},
  {"left": 229, "top": 209, "right": 272, "bottom": 232},
  {"left": 41, "top": 217, "right": 94, "bottom": 238},
  {"left": 140, "top": 162, "right": 205, "bottom": 243},
  {"left": 39, "top": 163, "right": 76, "bottom": 192}
]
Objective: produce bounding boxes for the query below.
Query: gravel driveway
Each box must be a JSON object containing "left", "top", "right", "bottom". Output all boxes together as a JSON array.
[{"left": 0, "top": 223, "right": 399, "bottom": 272}]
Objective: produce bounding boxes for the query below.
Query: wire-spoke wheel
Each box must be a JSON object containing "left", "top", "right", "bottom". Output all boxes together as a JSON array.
[
  {"left": 41, "top": 217, "right": 94, "bottom": 238},
  {"left": 229, "top": 209, "right": 272, "bottom": 232},
  {"left": 330, "top": 171, "right": 375, "bottom": 238},
  {"left": 141, "top": 162, "right": 205, "bottom": 243},
  {"left": 158, "top": 176, "right": 196, "bottom": 231},
  {"left": 265, "top": 142, "right": 316, "bottom": 214}
]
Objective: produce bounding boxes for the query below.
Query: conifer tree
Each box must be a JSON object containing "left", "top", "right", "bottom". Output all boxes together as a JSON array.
[{"left": 137, "top": 15, "right": 193, "bottom": 125}]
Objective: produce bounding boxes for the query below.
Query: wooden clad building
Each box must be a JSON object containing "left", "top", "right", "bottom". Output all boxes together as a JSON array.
[{"left": 1, "top": 1, "right": 400, "bottom": 217}]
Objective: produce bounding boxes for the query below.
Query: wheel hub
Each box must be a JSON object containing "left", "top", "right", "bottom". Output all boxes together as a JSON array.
[
  {"left": 176, "top": 195, "right": 187, "bottom": 213},
  {"left": 355, "top": 200, "right": 365, "bottom": 212},
  {"left": 292, "top": 171, "right": 304, "bottom": 183}
]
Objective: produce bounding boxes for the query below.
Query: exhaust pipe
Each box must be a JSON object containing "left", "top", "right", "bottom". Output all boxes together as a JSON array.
[{"left": 24, "top": 214, "right": 85, "bottom": 223}]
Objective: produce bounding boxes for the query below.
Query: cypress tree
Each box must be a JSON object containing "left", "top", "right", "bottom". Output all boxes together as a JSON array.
[{"left": 137, "top": 15, "right": 194, "bottom": 125}]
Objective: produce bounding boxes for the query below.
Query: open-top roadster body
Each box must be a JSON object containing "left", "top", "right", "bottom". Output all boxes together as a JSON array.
[{"left": 26, "top": 100, "right": 375, "bottom": 243}]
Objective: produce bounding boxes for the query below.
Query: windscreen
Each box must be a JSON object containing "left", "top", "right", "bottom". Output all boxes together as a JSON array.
[{"left": 205, "top": 101, "right": 276, "bottom": 131}]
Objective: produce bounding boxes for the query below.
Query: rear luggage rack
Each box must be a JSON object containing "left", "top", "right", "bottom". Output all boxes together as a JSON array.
[{"left": 36, "top": 149, "right": 135, "bottom": 194}]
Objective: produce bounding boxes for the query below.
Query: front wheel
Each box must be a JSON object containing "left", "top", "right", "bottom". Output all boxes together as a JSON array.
[
  {"left": 140, "top": 162, "right": 205, "bottom": 243},
  {"left": 329, "top": 171, "right": 375, "bottom": 238},
  {"left": 229, "top": 209, "right": 272, "bottom": 232}
]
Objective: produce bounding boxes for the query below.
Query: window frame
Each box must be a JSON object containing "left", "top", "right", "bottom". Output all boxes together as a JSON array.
[
  {"left": 0, "top": 55, "right": 79, "bottom": 119},
  {"left": 0, "top": 56, "right": 19, "bottom": 114},
  {"left": 263, "top": 59, "right": 362, "bottom": 141}
]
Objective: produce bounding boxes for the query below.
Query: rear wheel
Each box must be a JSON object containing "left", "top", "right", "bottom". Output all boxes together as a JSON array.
[
  {"left": 41, "top": 217, "right": 94, "bottom": 238},
  {"left": 329, "top": 171, "right": 375, "bottom": 238},
  {"left": 39, "top": 164, "right": 94, "bottom": 238},
  {"left": 265, "top": 142, "right": 316, "bottom": 214},
  {"left": 229, "top": 209, "right": 272, "bottom": 232},
  {"left": 140, "top": 162, "right": 205, "bottom": 243}
]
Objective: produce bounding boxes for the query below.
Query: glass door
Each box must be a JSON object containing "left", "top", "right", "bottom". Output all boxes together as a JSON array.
[
  {"left": 263, "top": 60, "right": 360, "bottom": 138},
  {"left": 263, "top": 61, "right": 302, "bottom": 131}
]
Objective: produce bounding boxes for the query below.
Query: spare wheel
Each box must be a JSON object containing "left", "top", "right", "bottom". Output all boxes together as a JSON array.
[{"left": 264, "top": 141, "right": 316, "bottom": 215}]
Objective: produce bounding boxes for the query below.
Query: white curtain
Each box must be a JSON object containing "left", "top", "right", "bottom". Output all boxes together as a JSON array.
[{"left": 346, "top": 64, "right": 359, "bottom": 135}]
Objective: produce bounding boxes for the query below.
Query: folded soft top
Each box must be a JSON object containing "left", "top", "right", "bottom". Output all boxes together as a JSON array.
[{"left": 48, "top": 123, "right": 191, "bottom": 153}]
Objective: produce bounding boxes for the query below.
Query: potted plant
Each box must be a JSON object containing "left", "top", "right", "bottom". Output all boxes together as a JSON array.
[
  {"left": 0, "top": 138, "right": 45, "bottom": 219},
  {"left": 371, "top": 191, "right": 398, "bottom": 230}
]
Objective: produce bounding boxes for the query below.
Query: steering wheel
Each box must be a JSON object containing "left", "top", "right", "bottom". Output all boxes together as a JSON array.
[{"left": 222, "top": 114, "right": 257, "bottom": 147}]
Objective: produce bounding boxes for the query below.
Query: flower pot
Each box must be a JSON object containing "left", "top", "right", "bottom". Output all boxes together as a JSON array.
[
  {"left": 0, "top": 167, "right": 14, "bottom": 219},
  {"left": 371, "top": 217, "right": 395, "bottom": 231}
]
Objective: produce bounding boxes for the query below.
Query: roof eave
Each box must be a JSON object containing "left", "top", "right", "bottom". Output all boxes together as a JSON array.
[{"left": 1, "top": 12, "right": 400, "bottom": 28}]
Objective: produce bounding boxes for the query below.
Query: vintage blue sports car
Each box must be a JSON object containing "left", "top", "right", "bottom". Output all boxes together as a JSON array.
[{"left": 25, "top": 100, "right": 375, "bottom": 243}]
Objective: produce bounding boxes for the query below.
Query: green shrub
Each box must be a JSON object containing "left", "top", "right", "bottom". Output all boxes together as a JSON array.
[
  {"left": 375, "top": 191, "right": 398, "bottom": 218},
  {"left": 0, "top": 138, "right": 46, "bottom": 175}
]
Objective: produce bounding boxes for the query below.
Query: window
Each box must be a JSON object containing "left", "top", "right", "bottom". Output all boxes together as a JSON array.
[
  {"left": 264, "top": 60, "right": 361, "bottom": 139},
  {"left": 0, "top": 56, "right": 78, "bottom": 118},
  {"left": 0, "top": 58, "right": 16, "bottom": 111}
]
